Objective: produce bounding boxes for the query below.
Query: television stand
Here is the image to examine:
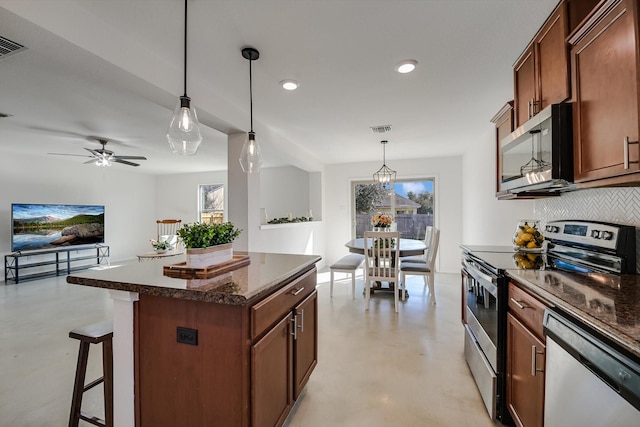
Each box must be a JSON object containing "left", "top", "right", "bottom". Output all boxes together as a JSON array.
[{"left": 4, "top": 245, "right": 110, "bottom": 284}]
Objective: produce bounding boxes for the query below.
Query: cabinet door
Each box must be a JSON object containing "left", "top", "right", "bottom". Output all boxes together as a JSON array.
[
  {"left": 252, "top": 314, "right": 293, "bottom": 427},
  {"left": 507, "top": 313, "right": 545, "bottom": 427},
  {"left": 293, "top": 290, "right": 318, "bottom": 399},
  {"left": 514, "top": 45, "right": 537, "bottom": 127},
  {"left": 536, "top": 1, "right": 570, "bottom": 110},
  {"left": 571, "top": 0, "right": 640, "bottom": 184}
]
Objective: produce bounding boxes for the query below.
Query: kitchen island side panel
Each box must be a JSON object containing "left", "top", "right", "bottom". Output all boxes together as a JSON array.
[{"left": 135, "top": 294, "right": 250, "bottom": 427}]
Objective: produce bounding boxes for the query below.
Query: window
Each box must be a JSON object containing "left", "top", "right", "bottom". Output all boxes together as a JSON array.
[
  {"left": 352, "top": 178, "right": 434, "bottom": 239},
  {"left": 199, "top": 184, "right": 224, "bottom": 224}
]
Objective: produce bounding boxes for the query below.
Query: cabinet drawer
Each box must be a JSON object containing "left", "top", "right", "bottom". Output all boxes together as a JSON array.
[
  {"left": 251, "top": 268, "right": 316, "bottom": 340},
  {"left": 508, "top": 282, "right": 547, "bottom": 339}
]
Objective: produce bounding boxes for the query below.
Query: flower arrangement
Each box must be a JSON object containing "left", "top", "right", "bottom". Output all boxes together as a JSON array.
[
  {"left": 371, "top": 212, "right": 393, "bottom": 228},
  {"left": 151, "top": 239, "right": 171, "bottom": 250}
]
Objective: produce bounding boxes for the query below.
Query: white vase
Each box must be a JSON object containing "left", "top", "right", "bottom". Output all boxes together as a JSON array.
[{"left": 185, "top": 243, "right": 233, "bottom": 268}]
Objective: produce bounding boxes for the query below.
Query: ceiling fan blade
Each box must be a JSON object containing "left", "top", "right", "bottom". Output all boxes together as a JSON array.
[
  {"left": 113, "top": 158, "right": 141, "bottom": 167},
  {"left": 114, "top": 155, "right": 147, "bottom": 160},
  {"left": 48, "top": 152, "right": 94, "bottom": 158},
  {"left": 83, "top": 159, "right": 97, "bottom": 164},
  {"left": 84, "top": 147, "right": 100, "bottom": 156}
]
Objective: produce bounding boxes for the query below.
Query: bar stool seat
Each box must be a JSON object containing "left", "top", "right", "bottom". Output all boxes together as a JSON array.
[{"left": 68, "top": 319, "right": 113, "bottom": 427}]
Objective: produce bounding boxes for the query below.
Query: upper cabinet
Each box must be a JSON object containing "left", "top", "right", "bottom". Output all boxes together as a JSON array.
[
  {"left": 514, "top": 1, "right": 570, "bottom": 127},
  {"left": 570, "top": 0, "right": 640, "bottom": 186}
]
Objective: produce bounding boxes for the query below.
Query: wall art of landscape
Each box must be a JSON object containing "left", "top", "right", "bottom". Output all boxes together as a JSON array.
[{"left": 12, "top": 204, "right": 105, "bottom": 252}]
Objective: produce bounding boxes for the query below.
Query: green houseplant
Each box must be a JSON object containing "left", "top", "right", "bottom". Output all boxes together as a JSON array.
[
  {"left": 176, "top": 222, "right": 242, "bottom": 268},
  {"left": 176, "top": 222, "right": 241, "bottom": 249}
]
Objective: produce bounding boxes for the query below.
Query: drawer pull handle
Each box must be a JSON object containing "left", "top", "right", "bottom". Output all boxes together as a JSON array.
[
  {"left": 297, "top": 309, "right": 304, "bottom": 333},
  {"left": 531, "top": 345, "right": 544, "bottom": 376},
  {"left": 623, "top": 136, "right": 639, "bottom": 169},
  {"left": 290, "top": 315, "right": 297, "bottom": 340},
  {"left": 510, "top": 297, "right": 528, "bottom": 309},
  {"left": 290, "top": 287, "right": 304, "bottom": 296}
]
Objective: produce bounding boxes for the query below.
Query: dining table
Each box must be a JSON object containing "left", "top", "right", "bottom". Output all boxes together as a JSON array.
[
  {"left": 345, "top": 237, "right": 427, "bottom": 257},
  {"left": 344, "top": 237, "right": 427, "bottom": 297}
]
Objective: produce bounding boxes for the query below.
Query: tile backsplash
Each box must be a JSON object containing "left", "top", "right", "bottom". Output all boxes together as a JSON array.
[{"left": 534, "top": 187, "right": 640, "bottom": 272}]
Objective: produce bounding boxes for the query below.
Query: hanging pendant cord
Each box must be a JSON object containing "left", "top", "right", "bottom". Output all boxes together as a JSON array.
[
  {"left": 183, "top": 0, "right": 188, "bottom": 97},
  {"left": 249, "top": 58, "right": 254, "bottom": 132}
]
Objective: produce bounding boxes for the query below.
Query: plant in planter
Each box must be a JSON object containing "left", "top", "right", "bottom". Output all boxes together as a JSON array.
[
  {"left": 150, "top": 239, "right": 172, "bottom": 253},
  {"left": 177, "top": 222, "right": 242, "bottom": 268}
]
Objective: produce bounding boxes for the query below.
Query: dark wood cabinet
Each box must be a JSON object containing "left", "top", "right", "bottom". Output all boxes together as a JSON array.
[
  {"left": 569, "top": 0, "right": 640, "bottom": 186},
  {"left": 506, "top": 282, "right": 548, "bottom": 427},
  {"left": 491, "top": 101, "right": 515, "bottom": 197},
  {"left": 514, "top": 1, "right": 570, "bottom": 127},
  {"left": 135, "top": 266, "right": 318, "bottom": 427},
  {"left": 252, "top": 289, "right": 317, "bottom": 427},
  {"left": 293, "top": 291, "right": 318, "bottom": 398},
  {"left": 507, "top": 313, "right": 546, "bottom": 427},
  {"left": 252, "top": 315, "right": 293, "bottom": 427}
]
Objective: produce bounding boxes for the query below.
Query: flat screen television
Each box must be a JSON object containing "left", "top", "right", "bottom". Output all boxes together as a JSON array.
[{"left": 11, "top": 203, "right": 105, "bottom": 252}]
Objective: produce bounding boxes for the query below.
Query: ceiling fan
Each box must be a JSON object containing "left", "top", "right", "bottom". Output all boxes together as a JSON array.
[{"left": 48, "top": 138, "right": 147, "bottom": 167}]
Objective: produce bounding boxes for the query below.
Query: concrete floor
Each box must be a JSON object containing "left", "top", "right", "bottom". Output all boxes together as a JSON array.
[{"left": 1, "top": 268, "right": 498, "bottom": 427}]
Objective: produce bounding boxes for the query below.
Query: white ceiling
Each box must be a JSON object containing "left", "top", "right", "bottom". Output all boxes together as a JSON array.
[{"left": 0, "top": 0, "right": 559, "bottom": 175}]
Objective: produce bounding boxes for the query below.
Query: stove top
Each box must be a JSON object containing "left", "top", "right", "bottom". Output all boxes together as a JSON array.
[{"left": 462, "top": 220, "right": 637, "bottom": 275}]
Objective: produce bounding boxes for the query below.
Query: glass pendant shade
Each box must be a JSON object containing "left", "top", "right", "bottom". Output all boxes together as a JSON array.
[
  {"left": 239, "top": 131, "right": 263, "bottom": 173},
  {"left": 167, "top": 95, "right": 202, "bottom": 155}
]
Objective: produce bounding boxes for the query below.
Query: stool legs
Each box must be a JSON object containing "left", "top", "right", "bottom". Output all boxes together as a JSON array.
[
  {"left": 103, "top": 339, "right": 113, "bottom": 427},
  {"left": 69, "top": 341, "right": 90, "bottom": 427},
  {"left": 68, "top": 338, "right": 113, "bottom": 427}
]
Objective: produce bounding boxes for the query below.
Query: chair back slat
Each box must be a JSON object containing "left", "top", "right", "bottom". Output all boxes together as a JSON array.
[
  {"left": 425, "top": 228, "right": 440, "bottom": 268},
  {"left": 364, "top": 231, "right": 400, "bottom": 282},
  {"left": 157, "top": 219, "right": 182, "bottom": 240}
]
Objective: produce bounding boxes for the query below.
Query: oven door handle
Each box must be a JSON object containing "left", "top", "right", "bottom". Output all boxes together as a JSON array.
[{"left": 463, "top": 259, "right": 496, "bottom": 286}]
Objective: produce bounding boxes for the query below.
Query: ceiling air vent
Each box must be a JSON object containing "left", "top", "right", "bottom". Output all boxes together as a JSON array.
[
  {"left": 0, "top": 36, "right": 26, "bottom": 60},
  {"left": 370, "top": 125, "right": 392, "bottom": 134}
]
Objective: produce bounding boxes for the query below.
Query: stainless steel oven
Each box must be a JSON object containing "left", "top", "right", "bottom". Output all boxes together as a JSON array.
[
  {"left": 461, "top": 220, "right": 636, "bottom": 424},
  {"left": 461, "top": 248, "right": 511, "bottom": 423}
]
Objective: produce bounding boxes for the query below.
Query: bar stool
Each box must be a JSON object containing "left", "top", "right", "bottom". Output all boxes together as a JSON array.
[{"left": 68, "top": 319, "right": 114, "bottom": 427}]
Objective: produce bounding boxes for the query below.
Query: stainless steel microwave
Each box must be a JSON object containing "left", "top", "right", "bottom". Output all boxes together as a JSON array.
[{"left": 498, "top": 103, "right": 574, "bottom": 196}]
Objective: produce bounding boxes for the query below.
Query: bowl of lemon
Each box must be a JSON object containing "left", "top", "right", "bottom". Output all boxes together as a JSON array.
[{"left": 513, "top": 220, "right": 545, "bottom": 252}]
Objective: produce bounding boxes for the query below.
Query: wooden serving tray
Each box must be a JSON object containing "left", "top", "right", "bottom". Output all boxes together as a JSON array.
[{"left": 163, "top": 254, "right": 250, "bottom": 279}]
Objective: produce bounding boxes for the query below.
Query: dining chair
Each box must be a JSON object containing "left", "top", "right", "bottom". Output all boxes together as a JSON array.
[
  {"left": 400, "top": 225, "right": 433, "bottom": 264},
  {"left": 157, "top": 219, "right": 181, "bottom": 249},
  {"left": 363, "top": 231, "right": 400, "bottom": 312},
  {"left": 399, "top": 227, "right": 440, "bottom": 304}
]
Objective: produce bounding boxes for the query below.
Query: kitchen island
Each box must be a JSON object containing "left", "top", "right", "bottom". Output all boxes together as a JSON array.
[{"left": 67, "top": 252, "right": 321, "bottom": 427}]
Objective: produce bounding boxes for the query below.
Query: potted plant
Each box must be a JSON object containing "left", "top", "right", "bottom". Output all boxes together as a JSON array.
[
  {"left": 150, "top": 239, "right": 172, "bottom": 254},
  {"left": 176, "top": 222, "right": 242, "bottom": 268}
]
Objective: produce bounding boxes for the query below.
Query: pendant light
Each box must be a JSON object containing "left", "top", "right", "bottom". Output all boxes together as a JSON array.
[
  {"left": 373, "top": 140, "right": 397, "bottom": 189},
  {"left": 239, "top": 47, "right": 263, "bottom": 173},
  {"left": 166, "top": 0, "right": 202, "bottom": 155}
]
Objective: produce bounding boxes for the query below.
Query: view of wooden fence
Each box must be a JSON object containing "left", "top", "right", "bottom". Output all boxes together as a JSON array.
[{"left": 355, "top": 214, "right": 433, "bottom": 239}]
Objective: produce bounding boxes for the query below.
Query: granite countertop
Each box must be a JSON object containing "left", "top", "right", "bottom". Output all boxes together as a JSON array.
[
  {"left": 67, "top": 252, "right": 321, "bottom": 305},
  {"left": 507, "top": 269, "right": 640, "bottom": 360}
]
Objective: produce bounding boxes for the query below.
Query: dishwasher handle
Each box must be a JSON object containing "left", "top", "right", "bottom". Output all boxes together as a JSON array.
[{"left": 543, "top": 309, "right": 640, "bottom": 412}]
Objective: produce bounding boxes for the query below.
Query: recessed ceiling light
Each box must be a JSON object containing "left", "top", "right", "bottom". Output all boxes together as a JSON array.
[
  {"left": 395, "top": 59, "right": 418, "bottom": 74},
  {"left": 280, "top": 79, "right": 299, "bottom": 90}
]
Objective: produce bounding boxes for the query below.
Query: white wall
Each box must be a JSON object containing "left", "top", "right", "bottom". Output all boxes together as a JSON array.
[
  {"left": 260, "top": 166, "right": 310, "bottom": 220},
  {"left": 155, "top": 170, "right": 227, "bottom": 223},
  {"left": 462, "top": 126, "right": 534, "bottom": 246},
  {"left": 324, "top": 156, "right": 463, "bottom": 273},
  {"left": 0, "top": 152, "right": 157, "bottom": 270}
]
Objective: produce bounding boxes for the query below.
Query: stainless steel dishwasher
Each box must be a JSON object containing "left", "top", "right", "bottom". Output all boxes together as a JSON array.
[{"left": 543, "top": 309, "right": 640, "bottom": 426}]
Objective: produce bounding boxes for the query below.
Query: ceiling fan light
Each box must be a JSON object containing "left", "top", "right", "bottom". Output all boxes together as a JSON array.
[
  {"left": 395, "top": 59, "right": 418, "bottom": 74},
  {"left": 167, "top": 95, "right": 202, "bottom": 155}
]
